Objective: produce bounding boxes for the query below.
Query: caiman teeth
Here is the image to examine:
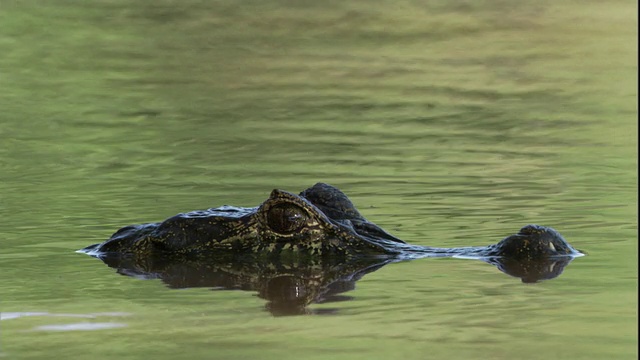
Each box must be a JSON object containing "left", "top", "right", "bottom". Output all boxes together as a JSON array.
[{"left": 548, "top": 242, "right": 556, "bottom": 252}]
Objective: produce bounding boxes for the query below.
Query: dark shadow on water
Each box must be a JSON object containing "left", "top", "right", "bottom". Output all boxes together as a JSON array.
[{"left": 92, "top": 254, "right": 579, "bottom": 316}]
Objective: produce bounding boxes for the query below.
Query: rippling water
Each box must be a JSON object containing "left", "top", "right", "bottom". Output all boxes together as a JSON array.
[{"left": 0, "top": 1, "right": 636, "bottom": 359}]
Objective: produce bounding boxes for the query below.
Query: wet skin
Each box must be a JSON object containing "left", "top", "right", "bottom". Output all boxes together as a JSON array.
[{"left": 81, "top": 183, "right": 582, "bottom": 261}]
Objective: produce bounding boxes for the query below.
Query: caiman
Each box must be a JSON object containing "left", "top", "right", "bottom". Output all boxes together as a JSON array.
[{"left": 80, "top": 183, "right": 582, "bottom": 261}]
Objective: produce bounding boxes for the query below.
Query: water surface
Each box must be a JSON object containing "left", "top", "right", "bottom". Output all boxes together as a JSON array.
[{"left": 0, "top": 1, "right": 636, "bottom": 359}]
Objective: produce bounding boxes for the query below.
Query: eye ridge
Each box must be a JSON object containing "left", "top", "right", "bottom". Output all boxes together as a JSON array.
[{"left": 266, "top": 203, "right": 308, "bottom": 235}]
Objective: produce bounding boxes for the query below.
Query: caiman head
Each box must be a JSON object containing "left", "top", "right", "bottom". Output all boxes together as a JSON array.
[
  {"left": 81, "top": 183, "right": 405, "bottom": 260},
  {"left": 489, "top": 224, "right": 582, "bottom": 260},
  {"left": 81, "top": 183, "right": 583, "bottom": 262}
]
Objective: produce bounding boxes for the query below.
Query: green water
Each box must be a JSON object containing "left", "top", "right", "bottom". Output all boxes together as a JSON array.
[{"left": 0, "top": 1, "right": 636, "bottom": 359}]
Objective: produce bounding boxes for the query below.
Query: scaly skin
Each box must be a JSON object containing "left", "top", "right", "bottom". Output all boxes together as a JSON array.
[{"left": 81, "top": 183, "right": 582, "bottom": 261}]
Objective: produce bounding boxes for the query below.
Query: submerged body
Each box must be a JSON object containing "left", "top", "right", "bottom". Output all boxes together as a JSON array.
[{"left": 81, "top": 183, "right": 582, "bottom": 261}]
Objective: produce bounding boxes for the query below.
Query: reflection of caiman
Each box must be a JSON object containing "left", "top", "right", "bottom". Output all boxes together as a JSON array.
[
  {"left": 81, "top": 183, "right": 582, "bottom": 261},
  {"left": 97, "top": 255, "right": 577, "bottom": 316},
  {"left": 98, "top": 255, "right": 395, "bottom": 316}
]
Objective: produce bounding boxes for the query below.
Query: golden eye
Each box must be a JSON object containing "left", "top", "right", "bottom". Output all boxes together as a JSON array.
[{"left": 267, "top": 204, "right": 307, "bottom": 234}]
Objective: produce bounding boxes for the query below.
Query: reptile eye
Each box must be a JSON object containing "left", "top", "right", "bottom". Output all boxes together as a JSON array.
[{"left": 267, "top": 204, "right": 307, "bottom": 234}]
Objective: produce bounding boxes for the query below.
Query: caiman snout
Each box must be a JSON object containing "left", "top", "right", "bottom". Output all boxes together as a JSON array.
[{"left": 495, "top": 224, "right": 582, "bottom": 260}]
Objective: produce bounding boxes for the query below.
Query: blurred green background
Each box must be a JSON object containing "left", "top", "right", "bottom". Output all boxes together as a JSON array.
[{"left": 0, "top": 1, "right": 636, "bottom": 359}]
